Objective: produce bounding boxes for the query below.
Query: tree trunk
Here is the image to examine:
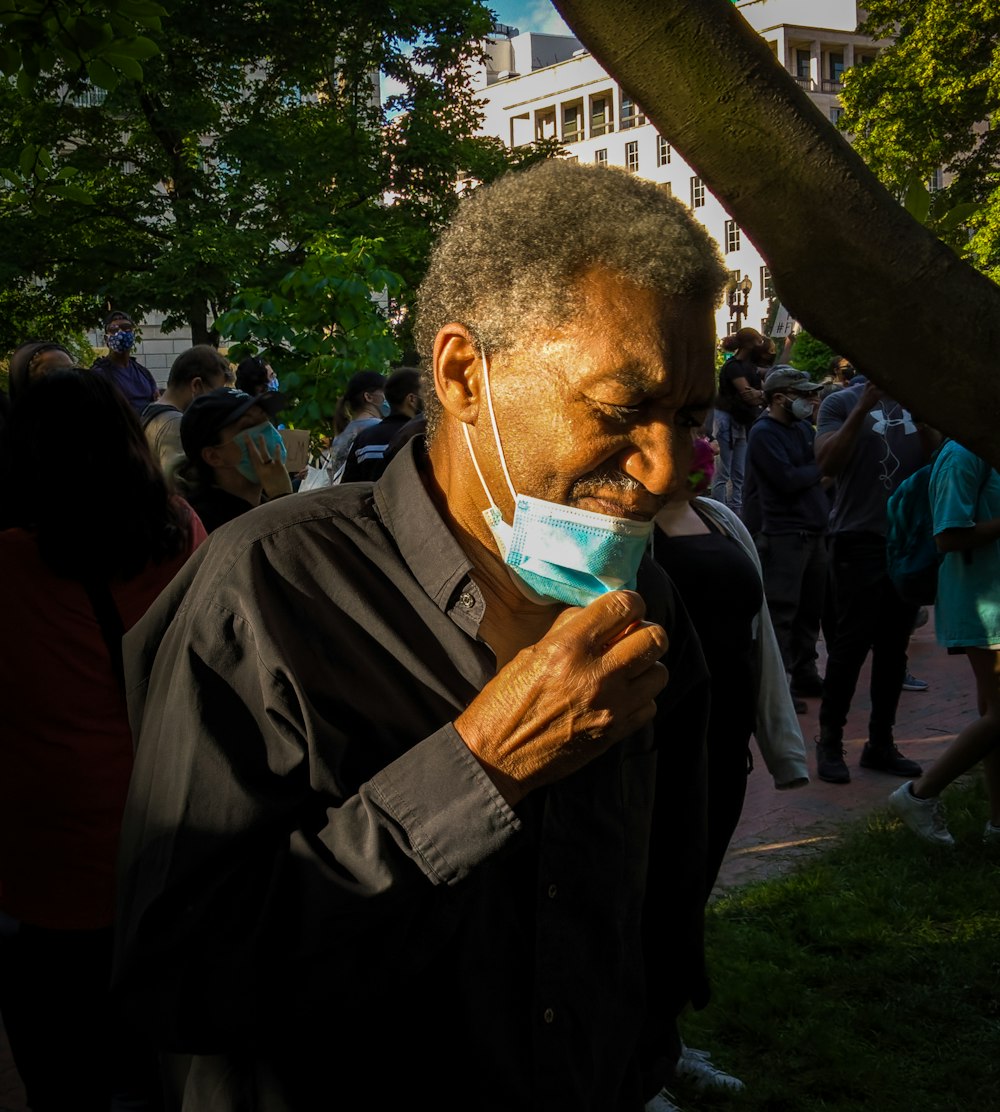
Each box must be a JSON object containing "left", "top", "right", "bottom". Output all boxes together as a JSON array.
[{"left": 554, "top": 0, "right": 1000, "bottom": 467}]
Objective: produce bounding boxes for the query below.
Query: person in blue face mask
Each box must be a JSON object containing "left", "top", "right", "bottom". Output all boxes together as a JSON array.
[
  {"left": 174, "top": 386, "right": 291, "bottom": 532},
  {"left": 113, "top": 160, "right": 728, "bottom": 1112}
]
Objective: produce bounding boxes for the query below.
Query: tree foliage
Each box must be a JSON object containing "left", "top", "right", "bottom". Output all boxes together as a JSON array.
[
  {"left": 839, "top": 0, "right": 1000, "bottom": 280},
  {"left": 1, "top": 0, "right": 514, "bottom": 349},
  {"left": 0, "top": 0, "right": 166, "bottom": 90},
  {"left": 216, "top": 234, "right": 403, "bottom": 436}
]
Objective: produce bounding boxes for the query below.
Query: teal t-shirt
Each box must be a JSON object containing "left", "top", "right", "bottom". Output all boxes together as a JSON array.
[{"left": 929, "top": 440, "right": 1000, "bottom": 648}]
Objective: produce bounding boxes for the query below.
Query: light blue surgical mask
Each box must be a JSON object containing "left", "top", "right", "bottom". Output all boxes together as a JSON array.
[
  {"left": 463, "top": 354, "right": 652, "bottom": 607},
  {"left": 233, "top": 421, "right": 287, "bottom": 482},
  {"left": 380, "top": 398, "right": 391, "bottom": 417}
]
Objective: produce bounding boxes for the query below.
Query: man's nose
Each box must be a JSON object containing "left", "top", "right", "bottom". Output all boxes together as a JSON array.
[{"left": 617, "top": 424, "right": 688, "bottom": 496}]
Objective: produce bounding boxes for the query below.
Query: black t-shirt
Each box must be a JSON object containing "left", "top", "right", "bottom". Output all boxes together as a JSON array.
[{"left": 715, "top": 357, "right": 764, "bottom": 427}]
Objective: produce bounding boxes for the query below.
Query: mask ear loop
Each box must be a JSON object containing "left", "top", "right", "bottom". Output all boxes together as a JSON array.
[{"left": 461, "top": 344, "right": 518, "bottom": 518}]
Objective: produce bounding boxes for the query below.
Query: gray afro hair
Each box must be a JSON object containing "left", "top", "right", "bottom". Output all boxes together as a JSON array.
[{"left": 413, "top": 158, "right": 727, "bottom": 432}]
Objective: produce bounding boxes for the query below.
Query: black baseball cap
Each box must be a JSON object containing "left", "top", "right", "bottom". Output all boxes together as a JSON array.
[
  {"left": 763, "top": 366, "right": 822, "bottom": 397},
  {"left": 180, "top": 387, "right": 286, "bottom": 460}
]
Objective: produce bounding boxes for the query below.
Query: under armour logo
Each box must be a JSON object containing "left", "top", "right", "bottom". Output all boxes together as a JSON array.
[{"left": 871, "top": 407, "right": 917, "bottom": 436}]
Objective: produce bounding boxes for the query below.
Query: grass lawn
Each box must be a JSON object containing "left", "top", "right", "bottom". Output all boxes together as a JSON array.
[{"left": 674, "top": 774, "right": 1000, "bottom": 1111}]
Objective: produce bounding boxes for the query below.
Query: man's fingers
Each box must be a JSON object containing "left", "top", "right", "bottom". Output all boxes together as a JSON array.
[{"left": 546, "top": 589, "right": 648, "bottom": 653}]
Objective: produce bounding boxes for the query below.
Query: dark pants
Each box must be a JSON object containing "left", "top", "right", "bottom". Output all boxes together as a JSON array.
[
  {"left": 756, "top": 531, "right": 828, "bottom": 683},
  {"left": 0, "top": 919, "right": 162, "bottom": 1111},
  {"left": 819, "top": 532, "right": 919, "bottom": 744}
]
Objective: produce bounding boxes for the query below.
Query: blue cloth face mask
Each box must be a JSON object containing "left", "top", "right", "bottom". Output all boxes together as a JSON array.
[
  {"left": 463, "top": 354, "right": 652, "bottom": 608},
  {"left": 233, "top": 421, "right": 287, "bottom": 483},
  {"left": 107, "top": 330, "right": 135, "bottom": 354}
]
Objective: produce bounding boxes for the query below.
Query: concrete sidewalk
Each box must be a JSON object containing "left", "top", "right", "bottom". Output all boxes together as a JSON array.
[{"left": 0, "top": 610, "right": 978, "bottom": 1111}]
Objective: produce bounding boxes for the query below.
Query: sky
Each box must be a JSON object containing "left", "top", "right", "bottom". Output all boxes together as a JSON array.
[{"left": 487, "top": 1, "right": 572, "bottom": 36}]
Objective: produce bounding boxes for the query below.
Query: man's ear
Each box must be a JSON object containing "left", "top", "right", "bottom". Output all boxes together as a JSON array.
[
  {"left": 201, "top": 442, "right": 225, "bottom": 470},
  {"left": 433, "top": 324, "right": 483, "bottom": 426}
]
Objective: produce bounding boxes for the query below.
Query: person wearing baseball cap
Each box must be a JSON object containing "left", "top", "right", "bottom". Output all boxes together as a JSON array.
[
  {"left": 175, "top": 386, "right": 292, "bottom": 532},
  {"left": 748, "top": 365, "right": 829, "bottom": 717}
]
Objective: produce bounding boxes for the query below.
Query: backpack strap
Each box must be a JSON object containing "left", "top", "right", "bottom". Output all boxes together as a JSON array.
[{"left": 140, "top": 402, "right": 178, "bottom": 429}]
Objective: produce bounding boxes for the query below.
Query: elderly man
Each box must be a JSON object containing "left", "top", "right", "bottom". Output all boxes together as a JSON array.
[{"left": 113, "top": 161, "right": 726, "bottom": 1111}]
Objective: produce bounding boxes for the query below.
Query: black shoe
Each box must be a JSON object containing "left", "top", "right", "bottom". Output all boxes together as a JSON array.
[
  {"left": 791, "top": 674, "right": 823, "bottom": 697},
  {"left": 859, "top": 743, "right": 922, "bottom": 777},
  {"left": 793, "top": 696, "right": 808, "bottom": 714},
  {"left": 816, "top": 740, "right": 850, "bottom": 784}
]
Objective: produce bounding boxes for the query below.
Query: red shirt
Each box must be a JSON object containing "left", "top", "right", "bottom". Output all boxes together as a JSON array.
[{"left": 0, "top": 507, "right": 206, "bottom": 928}]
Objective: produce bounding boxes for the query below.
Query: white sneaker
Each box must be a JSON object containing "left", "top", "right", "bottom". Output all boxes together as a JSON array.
[
  {"left": 645, "top": 1087, "right": 684, "bottom": 1112},
  {"left": 984, "top": 822, "right": 1000, "bottom": 846},
  {"left": 675, "top": 1044, "right": 745, "bottom": 1094},
  {"left": 888, "top": 782, "right": 955, "bottom": 846}
]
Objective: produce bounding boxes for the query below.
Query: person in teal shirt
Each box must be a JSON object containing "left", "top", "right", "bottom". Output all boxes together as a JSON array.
[{"left": 888, "top": 439, "right": 1000, "bottom": 845}]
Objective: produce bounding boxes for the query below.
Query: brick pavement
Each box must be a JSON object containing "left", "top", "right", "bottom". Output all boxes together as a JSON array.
[{"left": 0, "top": 610, "right": 977, "bottom": 1111}]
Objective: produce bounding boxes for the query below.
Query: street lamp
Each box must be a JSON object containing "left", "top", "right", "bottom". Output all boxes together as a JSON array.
[{"left": 728, "top": 274, "right": 753, "bottom": 328}]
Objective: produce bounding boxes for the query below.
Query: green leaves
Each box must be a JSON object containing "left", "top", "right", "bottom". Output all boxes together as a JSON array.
[
  {"left": 214, "top": 234, "right": 405, "bottom": 433},
  {"left": 0, "top": 0, "right": 167, "bottom": 87}
]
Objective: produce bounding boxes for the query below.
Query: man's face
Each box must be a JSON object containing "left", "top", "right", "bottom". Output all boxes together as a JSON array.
[{"left": 471, "top": 268, "right": 717, "bottom": 522}]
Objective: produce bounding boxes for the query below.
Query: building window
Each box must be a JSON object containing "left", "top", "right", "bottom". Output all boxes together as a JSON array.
[
  {"left": 690, "top": 176, "right": 705, "bottom": 208},
  {"left": 725, "top": 220, "right": 741, "bottom": 253},
  {"left": 828, "top": 52, "right": 845, "bottom": 83},
  {"left": 726, "top": 321, "right": 739, "bottom": 336},
  {"left": 928, "top": 167, "right": 944, "bottom": 192},
  {"left": 728, "top": 269, "right": 740, "bottom": 288},
  {"left": 595, "top": 148, "right": 608, "bottom": 167},
  {"left": 656, "top": 135, "right": 671, "bottom": 166},
  {"left": 535, "top": 108, "right": 556, "bottom": 141},
  {"left": 620, "top": 94, "right": 645, "bottom": 130},
  {"left": 857, "top": 52, "right": 877, "bottom": 67},
  {"left": 563, "top": 155, "right": 578, "bottom": 164},
  {"left": 625, "top": 140, "right": 639, "bottom": 173},
  {"left": 795, "top": 49, "right": 811, "bottom": 81},
  {"left": 760, "top": 265, "right": 774, "bottom": 299},
  {"left": 659, "top": 181, "right": 672, "bottom": 198},
  {"left": 830, "top": 106, "right": 844, "bottom": 124},
  {"left": 590, "top": 94, "right": 613, "bottom": 137},
  {"left": 562, "top": 102, "right": 582, "bottom": 144}
]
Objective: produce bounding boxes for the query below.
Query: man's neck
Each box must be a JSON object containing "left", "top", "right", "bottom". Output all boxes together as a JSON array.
[{"left": 159, "top": 386, "right": 186, "bottom": 410}]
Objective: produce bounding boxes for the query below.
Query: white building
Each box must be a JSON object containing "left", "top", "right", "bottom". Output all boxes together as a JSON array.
[{"left": 472, "top": 1, "right": 889, "bottom": 339}]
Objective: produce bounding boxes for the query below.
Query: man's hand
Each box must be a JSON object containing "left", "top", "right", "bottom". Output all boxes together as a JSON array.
[
  {"left": 455, "top": 590, "right": 668, "bottom": 806},
  {"left": 247, "top": 432, "right": 293, "bottom": 499},
  {"left": 858, "top": 380, "right": 885, "bottom": 411}
]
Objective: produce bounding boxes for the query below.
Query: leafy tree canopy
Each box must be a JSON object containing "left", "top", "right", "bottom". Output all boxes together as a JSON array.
[
  {"left": 1, "top": 0, "right": 532, "bottom": 353},
  {"left": 839, "top": 0, "right": 1000, "bottom": 280},
  {"left": 0, "top": 0, "right": 166, "bottom": 90}
]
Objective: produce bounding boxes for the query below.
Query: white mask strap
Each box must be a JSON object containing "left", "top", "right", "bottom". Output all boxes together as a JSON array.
[
  {"left": 462, "top": 350, "right": 517, "bottom": 517},
  {"left": 479, "top": 352, "right": 517, "bottom": 505}
]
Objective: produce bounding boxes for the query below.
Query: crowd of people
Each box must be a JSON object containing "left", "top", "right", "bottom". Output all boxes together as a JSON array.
[{"left": 0, "top": 159, "right": 998, "bottom": 1112}]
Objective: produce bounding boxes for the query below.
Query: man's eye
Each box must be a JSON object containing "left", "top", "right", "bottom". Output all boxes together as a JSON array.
[{"left": 595, "top": 399, "right": 644, "bottom": 421}]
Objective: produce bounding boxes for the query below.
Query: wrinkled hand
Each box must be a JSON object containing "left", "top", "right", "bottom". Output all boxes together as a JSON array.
[
  {"left": 455, "top": 590, "right": 668, "bottom": 806},
  {"left": 247, "top": 433, "right": 293, "bottom": 498}
]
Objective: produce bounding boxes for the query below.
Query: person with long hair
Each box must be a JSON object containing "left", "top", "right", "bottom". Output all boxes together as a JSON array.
[{"left": 0, "top": 369, "right": 206, "bottom": 1111}]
